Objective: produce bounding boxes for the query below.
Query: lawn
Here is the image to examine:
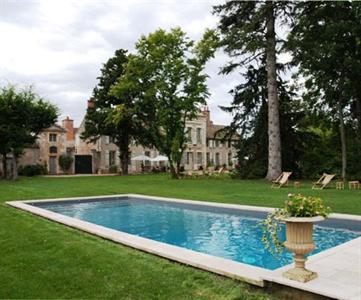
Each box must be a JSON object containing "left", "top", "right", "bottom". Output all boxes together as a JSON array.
[{"left": 1, "top": 175, "right": 360, "bottom": 299}]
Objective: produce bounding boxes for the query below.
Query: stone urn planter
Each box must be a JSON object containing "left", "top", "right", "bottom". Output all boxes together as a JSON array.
[{"left": 282, "top": 216, "right": 324, "bottom": 283}]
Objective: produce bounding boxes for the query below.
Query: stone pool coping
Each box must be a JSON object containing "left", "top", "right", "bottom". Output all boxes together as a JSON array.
[{"left": 7, "top": 194, "right": 361, "bottom": 297}]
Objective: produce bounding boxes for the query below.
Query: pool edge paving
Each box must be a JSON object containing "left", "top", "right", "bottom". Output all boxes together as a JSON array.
[{"left": 7, "top": 194, "right": 361, "bottom": 299}]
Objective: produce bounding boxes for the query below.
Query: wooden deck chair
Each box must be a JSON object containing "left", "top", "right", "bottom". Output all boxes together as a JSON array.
[
  {"left": 271, "top": 172, "right": 292, "bottom": 188},
  {"left": 312, "top": 173, "right": 336, "bottom": 190}
]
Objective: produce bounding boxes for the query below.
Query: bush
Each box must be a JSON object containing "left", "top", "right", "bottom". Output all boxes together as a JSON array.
[
  {"left": 58, "top": 154, "right": 73, "bottom": 174},
  {"left": 19, "top": 164, "right": 47, "bottom": 177},
  {"left": 109, "top": 165, "right": 118, "bottom": 173}
]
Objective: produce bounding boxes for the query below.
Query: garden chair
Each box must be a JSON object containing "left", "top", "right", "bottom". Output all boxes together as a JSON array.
[
  {"left": 312, "top": 173, "right": 336, "bottom": 190},
  {"left": 271, "top": 172, "right": 292, "bottom": 188}
]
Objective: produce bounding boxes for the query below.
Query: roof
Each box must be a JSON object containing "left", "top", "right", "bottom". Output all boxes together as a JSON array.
[
  {"left": 43, "top": 124, "right": 67, "bottom": 133},
  {"left": 207, "top": 123, "right": 239, "bottom": 140}
]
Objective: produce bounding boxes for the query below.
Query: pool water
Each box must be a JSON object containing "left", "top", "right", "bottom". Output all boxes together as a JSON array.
[{"left": 34, "top": 197, "right": 360, "bottom": 270}]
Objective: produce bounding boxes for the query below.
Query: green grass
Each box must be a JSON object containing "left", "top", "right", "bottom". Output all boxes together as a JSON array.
[{"left": 0, "top": 175, "right": 360, "bottom": 299}]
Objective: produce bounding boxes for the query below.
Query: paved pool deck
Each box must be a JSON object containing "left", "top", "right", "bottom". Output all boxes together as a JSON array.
[
  {"left": 266, "top": 236, "right": 361, "bottom": 300},
  {"left": 7, "top": 194, "right": 361, "bottom": 300}
]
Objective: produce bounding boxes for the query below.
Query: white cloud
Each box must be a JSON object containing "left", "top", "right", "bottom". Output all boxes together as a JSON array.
[{"left": 0, "top": 0, "right": 236, "bottom": 127}]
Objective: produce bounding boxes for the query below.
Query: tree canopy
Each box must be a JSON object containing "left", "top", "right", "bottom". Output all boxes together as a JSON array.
[
  {"left": 82, "top": 49, "right": 150, "bottom": 175},
  {"left": 287, "top": 1, "right": 361, "bottom": 179},
  {"left": 0, "top": 85, "right": 58, "bottom": 179},
  {"left": 111, "top": 28, "right": 218, "bottom": 178},
  {"left": 214, "top": 1, "right": 294, "bottom": 180}
]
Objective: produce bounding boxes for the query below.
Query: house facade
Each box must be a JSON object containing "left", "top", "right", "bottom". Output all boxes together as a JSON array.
[
  {"left": 74, "top": 106, "right": 238, "bottom": 174},
  {"left": 16, "top": 119, "right": 75, "bottom": 175},
  {"left": 8, "top": 104, "right": 238, "bottom": 175},
  {"left": 182, "top": 107, "right": 238, "bottom": 171}
]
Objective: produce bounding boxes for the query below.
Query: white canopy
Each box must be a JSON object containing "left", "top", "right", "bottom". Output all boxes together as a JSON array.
[
  {"left": 151, "top": 155, "right": 169, "bottom": 162},
  {"left": 131, "top": 155, "right": 151, "bottom": 161}
]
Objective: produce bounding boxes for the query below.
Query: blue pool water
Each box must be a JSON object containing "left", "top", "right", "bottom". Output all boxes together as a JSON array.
[{"left": 33, "top": 197, "right": 361, "bottom": 270}]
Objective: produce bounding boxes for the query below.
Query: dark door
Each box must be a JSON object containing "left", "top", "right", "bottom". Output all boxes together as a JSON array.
[
  {"left": 49, "top": 156, "right": 57, "bottom": 175},
  {"left": 75, "top": 155, "right": 92, "bottom": 174}
]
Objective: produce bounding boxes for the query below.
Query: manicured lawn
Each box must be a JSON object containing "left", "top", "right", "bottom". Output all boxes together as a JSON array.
[
  {"left": 1, "top": 174, "right": 360, "bottom": 214},
  {"left": 1, "top": 175, "right": 360, "bottom": 299}
]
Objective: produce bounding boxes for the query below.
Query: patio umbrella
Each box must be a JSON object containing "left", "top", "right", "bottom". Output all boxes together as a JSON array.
[
  {"left": 151, "top": 155, "right": 169, "bottom": 162},
  {"left": 131, "top": 155, "right": 151, "bottom": 161}
]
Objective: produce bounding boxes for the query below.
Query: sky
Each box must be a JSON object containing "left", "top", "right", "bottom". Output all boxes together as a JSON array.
[{"left": 0, "top": 0, "right": 243, "bottom": 127}]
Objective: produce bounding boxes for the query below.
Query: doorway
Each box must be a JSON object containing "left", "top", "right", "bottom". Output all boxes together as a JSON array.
[{"left": 49, "top": 156, "right": 57, "bottom": 175}]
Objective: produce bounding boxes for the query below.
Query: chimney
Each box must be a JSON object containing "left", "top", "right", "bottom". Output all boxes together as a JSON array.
[
  {"left": 62, "top": 116, "right": 74, "bottom": 141},
  {"left": 203, "top": 106, "right": 211, "bottom": 125},
  {"left": 87, "top": 98, "right": 94, "bottom": 109}
]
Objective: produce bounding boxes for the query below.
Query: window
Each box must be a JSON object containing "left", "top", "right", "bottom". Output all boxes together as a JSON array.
[
  {"left": 109, "top": 151, "right": 116, "bottom": 166},
  {"left": 215, "top": 140, "right": 219, "bottom": 147},
  {"left": 228, "top": 141, "right": 231, "bottom": 148},
  {"left": 109, "top": 136, "right": 114, "bottom": 144},
  {"left": 206, "top": 152, "right": 210, "bottom": 164},
  {"left": 196, "top": 128, "right": 202, "bottom": 144},
  {"left": 49, "top": 134, "right": 57, "bottom": 142},
  {"left": 228, "top": 152, "right": 232, "bottom": 165},
  {"left": 187, "top": 128, "right": 192, "bottom": 143},
  {"left": 215, "top": 153, "right": 220, "bottom": 166},
  {"left": 145, "top": 151, "right": 151, "bottom": 166},
  {"left": 197, "top": 152, "right": 202, "bottom": 164},
  {"left": 49, "top": 146, "right": 57, "bottom": 154},
  {"left": 186, "top": 152, "right": 193, "bottom": 165}
]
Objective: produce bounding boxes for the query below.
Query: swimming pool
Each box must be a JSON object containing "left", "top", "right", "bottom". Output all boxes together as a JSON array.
[{"left": 28, "top": 195, "right": 361, "bottom": 271}]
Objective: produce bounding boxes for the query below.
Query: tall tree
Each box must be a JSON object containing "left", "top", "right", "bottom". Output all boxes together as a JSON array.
[
  {"left": 82, "top": 49, "right": 150, "bottom": 175},
  {"left": 220, "top": 63, "right": 305, "bottom": 178},
  {"left": 287, "top": 1, "right": 361, "bottom": 179},
  {"left": 213, "top": 1, "right": 294, "bottom": 180},
  {"left": 0, "top": 85, "right": 58, "bottom": 180},
  {"left": 112, "top": 28, "right": 218, "bottom": 178}
]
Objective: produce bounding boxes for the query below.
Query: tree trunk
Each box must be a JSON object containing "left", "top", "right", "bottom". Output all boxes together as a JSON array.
[
  {"left": 338, "top": 101, "right": 347, "bottom": 180},
  {"left": 169, "top": 159, "right": 178, "bottom": 179},
  {"left": 176, "top": 160, "right": 181, "bottom": 177},
  {"left": 12, "top": 152, "right": 18, "bottom": 180},
  {"left": 120, "top": 153, "right": 129, "bottom": 175},
  {"left": 118, "top": 141, "right": 129, "bottom": 175},
  {"left": 265, "top": 2, "right": 282, "bottom": 181},
  {"left": 356, "top": 97, "right": 361, "bottom": 141},
  {"left": 1, "top": 153, "right": 7, "bottom": 179}
]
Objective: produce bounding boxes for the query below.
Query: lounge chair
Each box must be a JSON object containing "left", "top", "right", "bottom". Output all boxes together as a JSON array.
[
  {"left": 271, "top": 172, "right": 292, "bottom": 188},
  {"left": 312, "top": 173, "right": 336, "bottom": 190}
]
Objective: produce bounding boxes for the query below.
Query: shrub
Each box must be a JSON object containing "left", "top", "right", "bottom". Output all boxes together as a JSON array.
[
  {"left": 19, "top": 164, "right": 47, "bottom": 176},
  {"left": 109, "top": 165, "right": 118, "bottom": 173},
  {"left": 58, "top": 154, "right": 74, "bottom": 174}
]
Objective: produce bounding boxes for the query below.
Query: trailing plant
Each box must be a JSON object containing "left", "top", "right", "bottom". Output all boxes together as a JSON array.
[
  {"left": 58, "top": 154, "right": 74, "bottom": 174},
  {"left": 261, "top": 194, "right": 331, "bottom": 257}
]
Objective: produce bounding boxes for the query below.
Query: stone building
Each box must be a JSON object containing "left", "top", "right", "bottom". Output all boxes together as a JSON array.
[
  {"left": 16, "top": 118, "right": 76, "bottom": 175},
  {"left": 75, "top": 106, "right": 238, "bottom": 174},
  {"left": 7, "top": 104, "right": 238, "bottom": 176},
  {"left": 182, "top": 107, "right": 238, "bottom": 171}
]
